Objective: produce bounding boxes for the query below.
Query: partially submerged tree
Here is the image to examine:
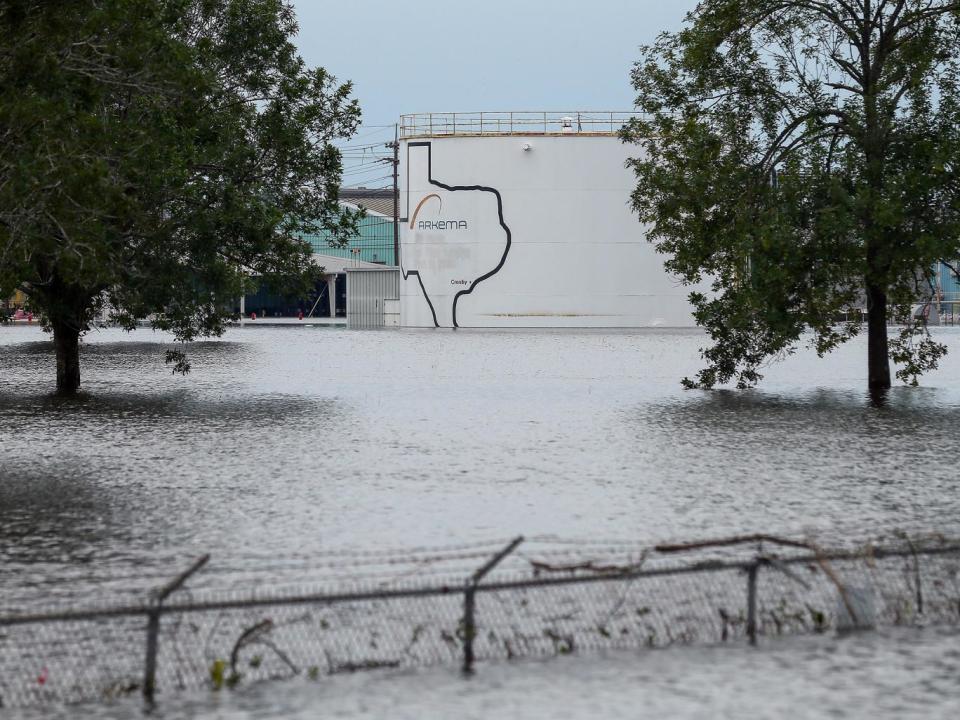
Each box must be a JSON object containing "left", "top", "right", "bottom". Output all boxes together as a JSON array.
[
  {"left": 0, "top": 0, "right": 360, "bottom": 393},
  {"left": 623, "top": 0, "right": 960, "bottom": 395}
]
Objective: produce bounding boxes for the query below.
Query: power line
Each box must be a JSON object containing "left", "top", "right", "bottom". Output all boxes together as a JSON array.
[
  {"left": 340, "top": 156, "right": 392, "bottom": 166},
  {"left": 338, "top": 141, "right": 392, "bottom": 151},
  {"left": 340, "top": 166, "right": 393, "bottom": 178},
  {"left": 344, "top": 124, "right": 396, "bottom": 142},
  {"left": 344, "top": 173, "right": 393, "bottom": 183},
  {"left": 341, "top": 176, "right": 393, "bottom": 188},
  {"left": 341, "top": 159, "right": 390, "bottom": 170}
]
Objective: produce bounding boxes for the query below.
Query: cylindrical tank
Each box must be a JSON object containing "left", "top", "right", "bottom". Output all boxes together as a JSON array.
[{"left": 397, "top": 112, "right": 698, "bottom": 328}]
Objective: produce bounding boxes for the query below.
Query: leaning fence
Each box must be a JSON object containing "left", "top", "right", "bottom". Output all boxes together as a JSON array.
[{"left": 1, "top": 532, "right": 959, "bottom": 710}]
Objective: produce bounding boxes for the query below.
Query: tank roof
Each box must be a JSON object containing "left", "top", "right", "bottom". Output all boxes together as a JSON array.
[{"left": 399, "top": 111, "right": 641, "bottom": 139}]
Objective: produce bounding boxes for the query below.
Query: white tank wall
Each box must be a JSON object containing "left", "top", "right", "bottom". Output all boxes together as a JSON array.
[{"left": 399, "top": 134, "right": 698, "bottom": 328}]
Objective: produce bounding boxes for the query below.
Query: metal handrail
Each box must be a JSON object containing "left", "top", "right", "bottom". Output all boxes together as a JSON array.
[{"left": 399, "top": 110, "right": 643, "bottom": 138}]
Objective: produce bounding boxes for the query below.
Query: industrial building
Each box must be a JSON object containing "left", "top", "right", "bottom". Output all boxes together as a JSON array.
[
  {"left": 238, "top": 189, "right": 397, "bottom": 320},
  {"left": 243, "top": 112, "right": 704, "bottom": 329},
  {"left": 306, "top": 188, "right": 398, "bottom": 266},
  {"left": 342, "top": 116, "right": 960, "bottom": 331}
]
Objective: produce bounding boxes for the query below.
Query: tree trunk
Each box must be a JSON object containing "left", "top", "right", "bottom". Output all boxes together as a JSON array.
[
  {"left": 53, "top": 320, "right": 81, "bottom": 395},
  {"left": 866, "top": 282, "right": 891, "bottom": 393}
]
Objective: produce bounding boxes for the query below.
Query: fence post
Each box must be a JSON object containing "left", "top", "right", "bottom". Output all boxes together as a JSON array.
[
  {"left": 746, "top": 560, "right": 759, "bottom": 646},
  {"left": 462, "top": 584, "right": 478, "bottom": 674},
  {"left": 462, "top": 537, "right": 524, "bottom": 675},
  {"left": 143, "top": 555, "right": 210, "bottom": 704},
  {"left": 143, "top": 605, "right": 161, "bottom": 703}
]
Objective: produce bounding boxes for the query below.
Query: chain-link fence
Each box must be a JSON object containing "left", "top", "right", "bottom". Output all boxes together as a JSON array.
[{"left": 2, "top": 533, "right": 959, "bottom": 711}]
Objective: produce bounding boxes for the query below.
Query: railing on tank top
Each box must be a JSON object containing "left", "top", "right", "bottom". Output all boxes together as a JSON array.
[{"left": 399, "top": 111, "right": 643, "bottom": 138}]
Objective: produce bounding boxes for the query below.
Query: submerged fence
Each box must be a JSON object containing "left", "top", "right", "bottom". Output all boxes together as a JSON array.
[{"left": 1, "top": 532, "right": 959, "bottom": 710}]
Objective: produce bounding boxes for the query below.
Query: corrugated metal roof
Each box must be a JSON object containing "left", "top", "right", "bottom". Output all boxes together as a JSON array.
[
  {"left": 313, "top": 252, "right": 390, "bottom": 274},
  {"left": 340, "top": 188, "right": 395, "bottom": 218}
]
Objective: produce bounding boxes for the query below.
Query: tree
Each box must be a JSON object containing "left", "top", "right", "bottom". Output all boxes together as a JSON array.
[
  {"left": 0, "top": 0, "right": 360, "bottom": 393},
  {"left": 622, "top": 0, "right": 960, "bottom": 397}
]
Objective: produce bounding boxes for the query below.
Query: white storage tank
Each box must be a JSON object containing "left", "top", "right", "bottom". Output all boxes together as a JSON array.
[{"left": 397, "top": 111, "right": 699, "bottom": 328}]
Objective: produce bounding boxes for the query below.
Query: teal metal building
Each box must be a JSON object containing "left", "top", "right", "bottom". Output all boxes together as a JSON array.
[
  {"left": 301, "top": 213, "right": 396, "bottom": 266},
  {"left": 236, "top": 190, "right": 397, "bottom": 319},
  {"left": 301, "top": 189, "right": 397, "bottom": 266},
  {"left": 937, "top": 261, "right": 960, "bottom": 298}
]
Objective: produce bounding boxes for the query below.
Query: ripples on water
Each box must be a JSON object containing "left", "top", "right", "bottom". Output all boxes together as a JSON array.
[
  {"left": 2, "top": 325, "right": 960, "bottom": 605},
  {"left": 19, "top": 627, "right": 960, "bottom": 720},
  {"left": 2, "top": 325, "right": 960, "bottom": 717}
]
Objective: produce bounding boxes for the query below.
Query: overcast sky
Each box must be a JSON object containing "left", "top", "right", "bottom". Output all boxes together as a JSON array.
[{"left": 290, "top": 0, "right": 698, "bottom": 187}]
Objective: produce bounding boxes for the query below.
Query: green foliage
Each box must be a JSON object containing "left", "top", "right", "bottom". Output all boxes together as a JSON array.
[
  {"left": 165, "top": 348, "right": 191, "bottom": 376},
  {"left": 807, "top": 605, "right": 828, "bottom": 632},
  {"left": 623, "top": 0, "right": 960, "bottom": 389},
  {"left": 890, "top": 323, "right": 949, "bottom": 385},
  {"left": 0, "top": 0, "right": 360, "bottom": 384},
  {"left": 209, "top": 658, "right": 226, "bottom": 690}
]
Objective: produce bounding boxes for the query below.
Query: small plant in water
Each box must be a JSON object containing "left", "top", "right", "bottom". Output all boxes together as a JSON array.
[
  {"left": 543, "top": 629, "right": 575, "bottom": 655},
  {"left": 806, "top": 606, "right": 828, "bottom": 633},
  {"left": 209, "top": 659, "right": 226, "bottom": 691}
]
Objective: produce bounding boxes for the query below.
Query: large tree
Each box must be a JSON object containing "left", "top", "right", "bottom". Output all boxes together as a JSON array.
[
  {"left": 623, "top": 0, "right": 960, "bottom": 396},
  {"left": 0, "top": 0, "right": 359, "bottom": 393}
]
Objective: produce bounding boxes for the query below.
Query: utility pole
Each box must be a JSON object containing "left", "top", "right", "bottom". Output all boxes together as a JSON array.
[{"left": 389, "top": 124, "right": 400, "bottom": 266}]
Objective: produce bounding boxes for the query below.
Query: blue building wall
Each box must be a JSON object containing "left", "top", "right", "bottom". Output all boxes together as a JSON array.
[
  {"left": 235, "top": 210, "right": 395, "bottom": 319},
  {"left": 301, "top": 215, "right": 396, "bottom": 266},
  {"left": 937, "top": 261, "right": 960, "bottom": 297}
]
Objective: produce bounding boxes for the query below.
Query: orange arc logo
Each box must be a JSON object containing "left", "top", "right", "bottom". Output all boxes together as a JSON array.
[{"left": 409, "top": 194, "right": 442, "bottom": 229}]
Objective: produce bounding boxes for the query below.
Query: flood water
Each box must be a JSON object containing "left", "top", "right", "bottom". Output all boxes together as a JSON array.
[
  {"left": 2, "top": 324, "right": 960, "bottom": 716},
  {"left": 23, "top": 626, "right": 960, "bottom": 720}
]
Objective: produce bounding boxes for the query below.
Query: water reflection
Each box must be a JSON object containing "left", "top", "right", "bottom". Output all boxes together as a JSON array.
[
  {"left": 641, "top": 385, "right": 960, "bottom": 431},
  {"left": 0, "top": 366, "right": 346, "bottom": 608},
  {"left": 1, "top": 326, "right": 959, "bottom": 608},
  {"left": 0, "top": 388, "right": 330, "bottom": 422},
  {"left": 16, "top": 626, "right": 960, "bottom": 720},
  {"left": 868, "top": 385, "right": 890, "bottom": 408},
  {"left": 628, "top": 387, "right": 960, "bottom": 543}
]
